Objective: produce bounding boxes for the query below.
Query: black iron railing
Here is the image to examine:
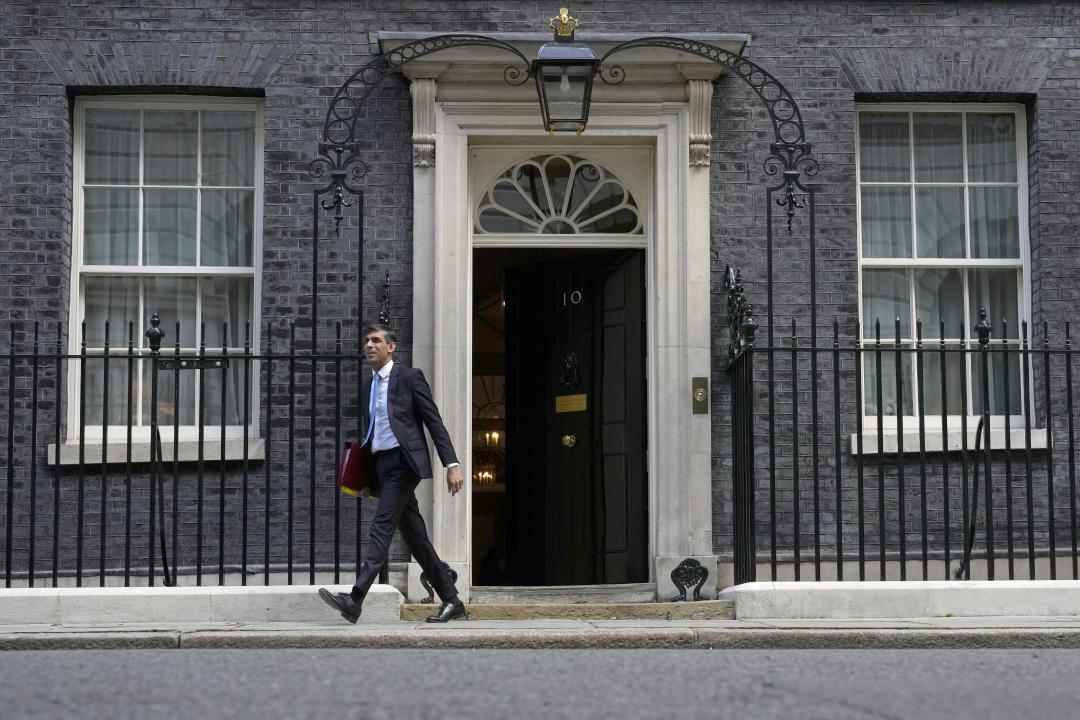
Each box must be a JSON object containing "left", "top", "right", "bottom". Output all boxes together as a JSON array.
[
  {"left": 727, "top": 270, "right": 1080, "bottom": 585},
  {"left": 0, "top": 315, "right": 386, "bottom": 588}
]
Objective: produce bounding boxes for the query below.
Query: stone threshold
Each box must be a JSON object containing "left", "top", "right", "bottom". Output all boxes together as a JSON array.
[
  {"left": 400, "top": 599, "right": 733, "bottom": 621},
  {"left": 468, "top": 583, "right": 657, "bottom": 605}
]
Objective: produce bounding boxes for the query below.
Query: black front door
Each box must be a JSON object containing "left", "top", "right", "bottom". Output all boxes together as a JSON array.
[{"left": 503, "top": 250, "right": 647, "bottom": 585}]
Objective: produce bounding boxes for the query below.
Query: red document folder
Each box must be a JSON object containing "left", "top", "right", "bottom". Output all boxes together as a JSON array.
[{"left": 337, "top": 441, "right": 370, "bottom": 497}]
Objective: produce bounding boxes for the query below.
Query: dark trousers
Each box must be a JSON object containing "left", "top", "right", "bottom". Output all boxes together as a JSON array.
[{"left": 353, "top": 448, "right": 458, "bottom": 602}]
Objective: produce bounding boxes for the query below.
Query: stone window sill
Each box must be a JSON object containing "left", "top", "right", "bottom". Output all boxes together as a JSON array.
[
  {"left": 47, "top": 439, "right": 266, "bottom": 466},
  {"left": 850, "top": 428, "right": 1048, "bottom": 456}
]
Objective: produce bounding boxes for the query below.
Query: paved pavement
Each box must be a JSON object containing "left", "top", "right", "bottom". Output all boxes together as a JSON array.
[
  {"left": 2, "top": 647, "right": 1079, "bottom": 719},
  {"left": 5, "top": 616, "right": 1080, "bottom": 650}
]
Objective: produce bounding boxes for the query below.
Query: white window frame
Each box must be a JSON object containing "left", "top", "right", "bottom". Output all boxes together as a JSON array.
[
  {"left": 856, "top": 102, "right": 1031, "bottom": 433},
  {"left": 69, "top": 95, "right": 264, "bottom": 444}
]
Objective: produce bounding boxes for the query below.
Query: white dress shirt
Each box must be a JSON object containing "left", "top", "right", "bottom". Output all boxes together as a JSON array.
[{"left": 370, "top": 360, "right": 399, "bottom": 453}]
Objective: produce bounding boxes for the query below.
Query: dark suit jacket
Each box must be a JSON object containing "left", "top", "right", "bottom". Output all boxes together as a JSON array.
[{"left": 361, "top": 362, "right": 458, "bottom": 480}]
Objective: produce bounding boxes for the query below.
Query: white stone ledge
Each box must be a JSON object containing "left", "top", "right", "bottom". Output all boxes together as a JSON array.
[
  {"left": 0, "top": 584, "right": 403, "bottom": 624},
  {"left": 47, "top": 439, "right": 266, "bottom": 466},
  {"left": 721, "top": 580, "right": 1080, "bottom": 619},
  {"left": 850, "top": 428, "right": 1048, "bottom": 455}
]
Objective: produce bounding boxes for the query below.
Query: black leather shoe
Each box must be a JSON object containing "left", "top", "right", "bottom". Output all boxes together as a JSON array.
[
  {"left": 318, "top": 587, "right": 362, "bottom": 624},
  {"left": 425, "top": 597, "right": 469, "bottom": 623}
]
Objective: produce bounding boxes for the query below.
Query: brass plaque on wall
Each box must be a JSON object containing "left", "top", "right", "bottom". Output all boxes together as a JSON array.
[
  {"left": 555, "top": 394, "right": 588, "bottom": 413},
  {"left": 692, "top": 377, "right": 709, "bottom": 414}
]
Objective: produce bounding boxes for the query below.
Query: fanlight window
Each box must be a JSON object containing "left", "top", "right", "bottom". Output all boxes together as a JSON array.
[{"left": 475, "top": 154, "right": 642, "bottom": 234}]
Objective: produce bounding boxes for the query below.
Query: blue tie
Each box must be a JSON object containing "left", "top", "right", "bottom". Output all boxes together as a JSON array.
[{"left": 363, "top": 373, "right": 379, "bottom": 447}]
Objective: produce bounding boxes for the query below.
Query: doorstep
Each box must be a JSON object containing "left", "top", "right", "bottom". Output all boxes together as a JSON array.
[
  {"left": 399, "top": 598, "right": 734, "bottom": 621},
  {"left": 468, "top": 583, "right": 657, "bottom": 604}
]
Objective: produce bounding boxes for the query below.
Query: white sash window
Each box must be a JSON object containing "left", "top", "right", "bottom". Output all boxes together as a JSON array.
[
  {"left": 71, "top": 96, "right": 263, "bottom": 441},
  {"left": 857, "top": 104, "right": 1029, "bottom": 424}
]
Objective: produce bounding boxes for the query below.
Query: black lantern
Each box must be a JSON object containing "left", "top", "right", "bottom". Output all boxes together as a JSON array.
[{"left": 531, "top": 8, "right": 598, "bottom": 135}]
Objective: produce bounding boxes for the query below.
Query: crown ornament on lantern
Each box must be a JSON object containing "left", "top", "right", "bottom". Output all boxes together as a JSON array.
[{"left": 549, "top": 7, "right": 579, "bottom": 38}]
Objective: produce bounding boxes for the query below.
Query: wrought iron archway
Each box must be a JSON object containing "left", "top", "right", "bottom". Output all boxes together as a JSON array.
[
  {"left": 310, "top": 34, "right": 817, "bottom": 342},
  {"left": 310, "top": 34, "right": 821, "bottom": 586}
]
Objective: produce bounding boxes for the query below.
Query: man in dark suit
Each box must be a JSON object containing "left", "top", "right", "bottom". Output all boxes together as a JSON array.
[{"left": 319, "top": 322, "right": 467, "bottom": 623}]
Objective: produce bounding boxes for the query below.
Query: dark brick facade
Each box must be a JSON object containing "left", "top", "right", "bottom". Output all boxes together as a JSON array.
[{"left": 0, "top": 1, "right": 1078, "bottom": 584}]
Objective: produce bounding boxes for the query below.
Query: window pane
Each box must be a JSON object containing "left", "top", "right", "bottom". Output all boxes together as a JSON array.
[
  {"left": 144, "top": 189, "right": 196, "bottom": 266},
  {"left": 575, "top": 179, "right": 628, "bottom": 221},
  {"left": 971, "top": 350, "right": 1022, "bottom": 417},
  {"left": 915, "top": 269, "right": 964, "bottom": 338},
  {"left": 568, "top": 162, "right": 602, "bottom": 212},
  {"left": 859, "top": 112, "right": 909, "bottom": 182},
  {"left": 863, "top": 269, "right": 911, "bottom": 339},
  {"left": 85, "top": 356, "right": 138, "bottom": 427},
  {"left": 84, "top": 277, "right": 138, "bottom": 347},
  {"left": 142, "top": 360, "right": 196, "bottom": 427},
  {"left": 201, "top": 190, "right": 254, "bottom": 266},
  {"left": 543, "top": 156, "right": 572, "bottom": 217},
  {"left": 861, "top": 187, "right": 912, "bottom": 258},
  {"left": 969, "top": 269, "right": 1019, "bottom": 340},
  {"left": 144, "top": 277, "right": 197, "bottom": 348},
  {"left": 476, "top": 206, "right": 539, "bottom": 234},
  {"left": 970, "top": 187, "right": 1019, "bottom": 258},
  {"left": 915, "top": 186, "right": 964, "bottom": 258},
  {"left": 85, "top": 109, "right": 139, "bottom": 185},
  {"left": 84, "top": 189, "right": 138, "bottom": 265},
  {"left": 144, "top": 111, "right": 197, "bottom": 185},
  {"left": 917, "top": 349, "right": 964, "bottom": 417},
  {"left": 483, "top": 178, "right": 544, "bottom": 230},
  {"left": 863, "top": 349, "right": 913, "bottom": 416},
  {"left": 202, "top": 111, "right": 255, "bottom": 187},
  {"left": 913, "top": 113, "right": 963, "bottom": 182},
  {"left": 579, "top": 208, "right": 638, "bottom": 234},
  {"left": 967, "top": 113, "right": 1017, "bottom": 183},
  {"left": 513, "top": 163, "right": 550, "bottom": 216},
  {"left": 201, "top": 277, "right": 253, "bottom": 349}
]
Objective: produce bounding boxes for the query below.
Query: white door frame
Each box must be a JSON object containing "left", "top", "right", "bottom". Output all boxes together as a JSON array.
[{"left": 407, "top": 101, "right": 714, "bottom": 601}]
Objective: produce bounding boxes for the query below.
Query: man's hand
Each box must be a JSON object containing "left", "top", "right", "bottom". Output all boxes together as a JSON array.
[{"left": 446, "top": 465, "right": 464, "bottom": 496}]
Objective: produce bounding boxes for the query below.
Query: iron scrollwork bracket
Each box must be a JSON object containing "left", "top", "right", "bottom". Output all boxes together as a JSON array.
[
  {"left": 724, "top": 265, "right": 758, "bottom": 368},
  {"left": 310, "top": 142, "right": 365, "bottom": 232},
  {"left": 670, "top": 558, "right": 710, "bottom": 602},
  {"left": 596, "top": 37, "right": 818, "bottom": 233},
  {"left": 764, "top": 142, "right": 818, "bottom": 233},
  {"left": 419, "top": 561, "right": 459, "bottom": 604}
]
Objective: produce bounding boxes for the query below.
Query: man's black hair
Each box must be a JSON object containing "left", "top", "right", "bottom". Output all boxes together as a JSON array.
[{"left": 362, "top": 322, "right": 397, "bottom": 344}]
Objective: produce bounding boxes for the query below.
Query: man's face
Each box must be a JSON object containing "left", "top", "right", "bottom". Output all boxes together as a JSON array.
[{"left": 364, "top": 330, "right": 395, "bottom": 370}]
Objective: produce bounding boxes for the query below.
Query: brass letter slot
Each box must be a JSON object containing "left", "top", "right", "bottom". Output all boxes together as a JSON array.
[
  {"left": 692, "top": 377, "right": 708, "bottom": 414},
  {"left": 555, "top": 394, "right": 587, "bottom": 413}
]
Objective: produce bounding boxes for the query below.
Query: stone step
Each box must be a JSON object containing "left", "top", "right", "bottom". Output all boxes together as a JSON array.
[
  {"left": 400, "top": 598, "right": 734, "bottom": 621},
  {"left": 0, "top": 584, "right": 404, "bottom": 624}
]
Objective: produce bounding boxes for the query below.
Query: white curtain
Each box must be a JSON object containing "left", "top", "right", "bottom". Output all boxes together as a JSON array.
[
  {"left": 144, "top": 111, "right": 197, "bottom": 185},
  {"left": 201, "top": 278, "right": 252, "bottom": 425},
  {"left": 970, "top": 187, "right": 1019, "bottom": 258},
  {"left": 913, "top": 113, "right": 962, "bottom": 182},
  {"left": 967, "top": 114, "right": 1017, "bottom": 183},
  {"left": 202, "top": 112, "right": 255, "bottom": 186},
  {"left": 859, "top": 112, "right": 909, "bottom": 182}
]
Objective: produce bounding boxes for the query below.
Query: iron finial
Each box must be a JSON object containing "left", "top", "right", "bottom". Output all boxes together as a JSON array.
[
  {"left": 975, "top": 307, "right": 992, "bottom": 347},
  {"left": 741, "top": 305, "right": 759, "bottom": 348},
  {"left": 145, "top": 312, "right": 164, "bottom": 353}
]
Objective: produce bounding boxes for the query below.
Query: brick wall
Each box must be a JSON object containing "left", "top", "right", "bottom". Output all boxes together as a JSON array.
[{"left": 0, "top": 1, "right": 1078, "bottom": 582}]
